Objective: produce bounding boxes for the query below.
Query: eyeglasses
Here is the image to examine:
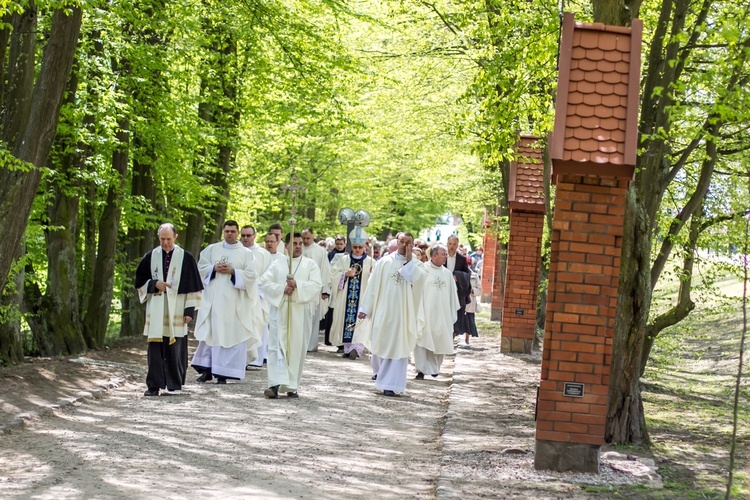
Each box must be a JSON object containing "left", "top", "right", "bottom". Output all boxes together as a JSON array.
[{"left": 241, "top": 234, "right": 254, "bottom": 237}]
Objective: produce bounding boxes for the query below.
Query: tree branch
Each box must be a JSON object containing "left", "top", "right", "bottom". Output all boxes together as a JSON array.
[
  {"left": 419, "top": 1, "right": 459, "bottom": 35},
  {"left": 651, "top": 122, "right": 718, "bottom": 288}
]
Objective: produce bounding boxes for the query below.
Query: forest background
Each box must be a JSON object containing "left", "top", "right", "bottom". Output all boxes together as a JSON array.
[{"left": 0, "top": 0, "right": 748, "bottom": 449}]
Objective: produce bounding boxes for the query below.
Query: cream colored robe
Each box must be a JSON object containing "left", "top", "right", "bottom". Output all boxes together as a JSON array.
[
  {"left": 417, "top": 262, "right": 459, "bottom": 355},
  {"left": 261, "top": 255, "right": 322, "bottom": 391},
  {"left": 358, "top": 252, "right": 427, "bottom": 359},
  {"left": 194, "top": 242, "right": 263, "bottom": 352},
  {"left": 302, "top": 241, "right": 331, "bottom": 318}
]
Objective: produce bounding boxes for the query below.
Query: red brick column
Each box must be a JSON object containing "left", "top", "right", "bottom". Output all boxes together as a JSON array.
[
  {"left": 535, "top": 12, "right": 642, "bottom": 473},
  {"left": 534, "top": 175, "right": 628, "bottom": 472},
  {"left": 480, "top": 228, "right": 496, "bottom": 303},
  {"left": 501, "top": 210, "right": 545, "bottom": 353},
  {"left": 489, "top": 239, "right": 505, "bottom": 322}
]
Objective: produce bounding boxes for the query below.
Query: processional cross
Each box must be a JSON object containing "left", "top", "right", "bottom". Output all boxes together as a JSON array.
[{"left": 281, "top": 173, "right": 306, "bottom": 362}]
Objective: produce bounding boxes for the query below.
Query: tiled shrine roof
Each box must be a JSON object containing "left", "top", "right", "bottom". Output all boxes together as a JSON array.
[
  {"left": 551, "top": 13, "right": 642, "bottom": 179},
  {"left": 509, "top": 135, "right": 545, "bottom": 213}
]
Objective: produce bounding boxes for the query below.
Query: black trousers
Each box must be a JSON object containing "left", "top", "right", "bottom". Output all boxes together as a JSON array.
[
  {"left": 146, "top": 336, "right": 187, "bottom": 391},
  {"left": 323, "top": 307, "right": 335, "bottom": 345}
]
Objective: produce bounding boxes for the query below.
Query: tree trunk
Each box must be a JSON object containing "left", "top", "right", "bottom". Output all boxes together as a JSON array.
[
  {"left": 0, "top": 6, "right": 82, "bottom": 295},
  {"left": 38, "top": 62, "right": 88, "bottom": 357},
  {"left": 120, "top": 151, "right": 155, "bottom": 338},
  {"left": 183, "top": 209, "right": 207, "bottom": 259},
  {"left": 606, "top": 189, "right": 651, "bottom": 444},
  {"left": 82, "top": 122, "right": 129, "bottom": 348},
  {"left": 0, "top": 247, "right": 25, "bottom": 365},
  {"left": 604, "top": 0, "right": 724, "bottom": 443},
  {"left": 535, "top": 142, "right": 554, "bottom": 347},
  {"left": 593, "top": 0, "right": 642, "bottom": 27},
  {"left": 77, "top": 33, "right": 103, "bottom": 316},
  {"left": 79, "top": 151, "right": 98, "bottom": 313},
  {"left": 118, "top": 0, "right": 170, "bottom": 338},
  {"left": 0, "top": 12, "right": 13, "bottom": 111},
  {"left": 2, "top": 5, "right": 36, "bottom": 145},
  {"left": 41, "top": 184, "right": 87, "bottom": 356}
]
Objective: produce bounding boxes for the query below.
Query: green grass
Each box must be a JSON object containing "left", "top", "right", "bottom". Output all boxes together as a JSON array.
[{"left": 642, "top": 269, "right": 749, "bottom": 498}]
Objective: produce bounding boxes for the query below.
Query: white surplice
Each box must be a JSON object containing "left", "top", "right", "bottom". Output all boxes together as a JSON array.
[{"left": 192, "top": 242, "right": 263, "bottom": 380}]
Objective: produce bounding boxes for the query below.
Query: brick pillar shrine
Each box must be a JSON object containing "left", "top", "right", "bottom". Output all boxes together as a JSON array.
[
  {"left": 501, "top": 136, "right": 545, "bottom": 354},
  {"left": 480, "top": 213, "right": 496, "bottom": 303},
  {"left": 489, "top": 233, "right": 505, "bottom": 321},
  {"left": 534, "top": 13, "right": 642, "bottom": 473},
  {"left": 484, "top": 208, "right": 506, "bottom": 321}
]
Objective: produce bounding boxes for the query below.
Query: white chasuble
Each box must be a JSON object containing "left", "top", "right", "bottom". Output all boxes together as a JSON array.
[
  {"left": 358, "top": 252, "right": 427, "bottom": 360},
  {"left": 418, "top": 263, "right": 459, "bottom": 355},
  {"left": 261, "top": 256, "right": 322, "bottom": 390},
  {"left": 261, "top": 256, "right": 322, "bottom": 357}
]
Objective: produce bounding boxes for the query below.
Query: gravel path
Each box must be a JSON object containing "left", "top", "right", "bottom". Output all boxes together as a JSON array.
[{"left": 0, "top": 318, "right": 662, "bottom": 499}]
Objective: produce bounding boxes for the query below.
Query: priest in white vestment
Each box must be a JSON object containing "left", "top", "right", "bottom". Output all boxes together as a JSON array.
[
  {"left": 242, "top": 225, "right": 272, "bottom": 368},
  {"left": 300, "top": 229, "right": 331, "bottom": 352},
  {"left": 329, "top": 228, "right": 373, "bottom": 360},
  {"left": 264, "top": 232, "right": 285, "bottom": 263},
  {"left": 414, "top": 244, "right": 459, "bottom": 379},
  {"left": 358, "top": 232, "right": 427, "bottom": 396},
  {"left": 261, "top": 232, "right": 322, "bottom": 398},
  {"left": 269, "top": 223, "right": 286, "bottom": 255},
  {"left": 136, "top": 223, "right": 203, "bottom": 396},
  {"left": 191, "top": 221, "right": 263, "bottom": 383}
]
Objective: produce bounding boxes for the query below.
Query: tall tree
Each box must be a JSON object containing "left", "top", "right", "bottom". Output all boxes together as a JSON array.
[
  {"left": 602, "top": 0, "right": 750, "bottom": 443},
  {"left": 0, "top": 3, "right": 83, "bottom": 296}
]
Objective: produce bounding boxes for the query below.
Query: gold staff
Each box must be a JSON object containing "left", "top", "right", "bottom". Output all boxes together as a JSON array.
[{"left": 283, "top": 174, "right": 305, "bottom": 364}]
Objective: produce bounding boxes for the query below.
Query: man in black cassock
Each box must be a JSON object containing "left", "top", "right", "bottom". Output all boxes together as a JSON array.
[
  {"left": 135, "top": 223, "right": 203, "bottom": 396},
  {"left": 445, "top": 235, "right": 471, "bottom": 338}
]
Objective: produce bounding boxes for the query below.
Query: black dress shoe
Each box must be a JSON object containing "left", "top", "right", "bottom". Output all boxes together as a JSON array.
[
  {"left": 371, "top": 374, "right": 377, "bottom": 380},
  {"left": 216, "top": 377, "right": 227, "bottom": 384},
  {"left": 415, "top": 372, "right": 425, "bottom": 380},
  {"left": 341, "top": 351, "right": 351, "bottom": 358},
  {"left": 196, "top": 372, "right": 213, "bottom": 383},
  {"left": 143, "top": 388, "right": 159, "bottom": 397},
  {"left": 431, "top": 374, "right": 439, "bottom": 378},
  {"left": 336, "top": 346, "right": 344, "bottom": 353},
  {"left": 383, "top": 390, "right": 398, "bottom": 397},
  {"left": 264, "top": 385, "right": 279, "bottom": 399},
  {"left": 287, "top": 392, "right": 298, "bottom": 398}
]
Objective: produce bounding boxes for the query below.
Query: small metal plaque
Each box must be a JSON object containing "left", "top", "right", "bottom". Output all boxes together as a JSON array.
[
  {"left": 564, "top": 382, "right": 584, "bottom": 398},
  {"left": 514, "top": 308, "right": 524, "bottom": 315}
]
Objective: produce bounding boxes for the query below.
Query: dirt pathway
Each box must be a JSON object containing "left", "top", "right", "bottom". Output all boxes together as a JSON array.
[{"left": 1, "top": 320, "right": 664, "bottom": 499}]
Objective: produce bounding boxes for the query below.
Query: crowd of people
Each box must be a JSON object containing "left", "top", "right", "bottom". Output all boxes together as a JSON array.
[{"left": 135, "top": 221, "right": 484, "bottom": 398}]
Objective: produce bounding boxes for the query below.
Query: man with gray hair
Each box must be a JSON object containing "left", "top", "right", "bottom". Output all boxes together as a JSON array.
[
  {"left": 414, "top": 244, "right": 459, "bottom": 379},
  {"left": 135, "top": 223, "right": 203, "bottom": 396}
]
